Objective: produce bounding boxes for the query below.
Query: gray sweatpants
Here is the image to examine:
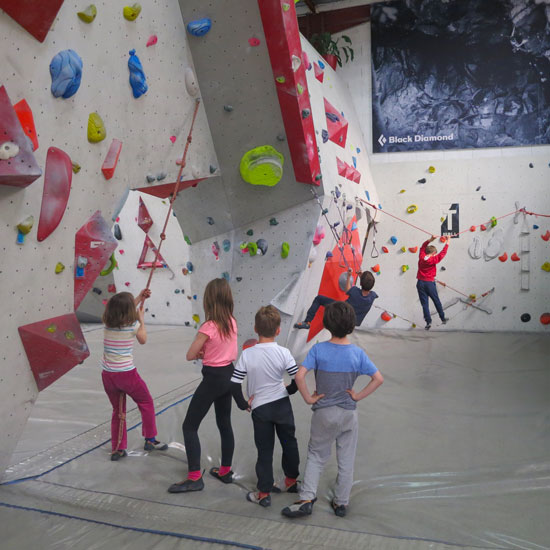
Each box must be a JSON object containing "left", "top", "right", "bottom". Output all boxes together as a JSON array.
[{"left": 300, "top": 406, "right": 359, "bottom": 506}]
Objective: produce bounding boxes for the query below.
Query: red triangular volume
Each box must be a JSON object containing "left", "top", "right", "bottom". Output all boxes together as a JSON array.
[
  {"left": 18, "top": 313, "right": 90, "bottom": 391},
  {"left": 138, "top": 235, "right": 167, "bottom": 269},
  {"left": 314, "top": 62, "right": 324, "bottom": 83},
  {"left": 74, "top": 211, "right": 118, "bottom": 310},
  {"left": 0, "top": 86, "right": 42, "bottom": 188},
  {"left": 13, "top": 99, "right": 39, "bottom": 151},
  {"left": 324, "top": 98, "right": 348, "bottom": 149},
  {"left": 138, "top": 197, "right": 153, "bottom": 233},
  {"left": 336, "top": 157, "right": 347, "bottom": 177}
]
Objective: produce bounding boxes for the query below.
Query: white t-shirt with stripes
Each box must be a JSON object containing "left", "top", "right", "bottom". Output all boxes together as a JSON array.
[
  {"left": 231, "top": 342, "right": 298, "bottom": 410},
  {"left": 101, "top": 322, "right": 139, "bottom": 372}
]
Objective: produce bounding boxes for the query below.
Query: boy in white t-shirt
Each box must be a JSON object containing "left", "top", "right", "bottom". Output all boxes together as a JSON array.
[{"left": 231, "top": 305, "right": 300, "bottom": 507}]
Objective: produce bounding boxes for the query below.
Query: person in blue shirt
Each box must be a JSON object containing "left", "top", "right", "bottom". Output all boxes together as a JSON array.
[
  {"left": 294, "top": 270, "right": 378, "bottom": 330},
  {"left": 282, "top": 301, "right": 384, "bottom": 519}
]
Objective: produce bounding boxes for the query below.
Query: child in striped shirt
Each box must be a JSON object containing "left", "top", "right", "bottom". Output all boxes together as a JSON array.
[{"left": 101, "top": 289, "right": 167, "bottom": 461}]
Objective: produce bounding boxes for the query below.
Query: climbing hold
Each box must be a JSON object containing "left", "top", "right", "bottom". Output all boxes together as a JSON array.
[
  {"left": 401, "top": 265, "right": 409, "bottom": 272},
  {"left": 222, "top": 239, "right": 231, "bottom": 252},
  {"left": 87, "top": 112, "right": 106, "bottom": 143},
  {"left": 269, "top": 218, "right": 278, "bottom": 226},
  {"left": 406, "top": 204, "right": 417, "bottom": 214},
  {"left": 50, "top": 50, "right": 83, "bottom": 99},
  {"left": 240, "top": 145, "right": 284, "bottom": 187},
  {"left": 380, "top": 311, "right": 392, "bottom": 322},
  {"left": 236, "top": 277, "right": 242, "bottom": 282},
  {"left": 256, "top": 238, "right": 268, "bottom": 255},
  {"left": 174, "top": 289, "right": 180, "bottom": 294},
  {"left": 282, "top": 2, "right": 290, "bottom": 11},
  {"left": 428, "top": 166, "right": 435, "bottom": 173},
  {"left": 184, "top": 235, "right": 192, "bottom": 245},
  {"left": 212, "top": 241, "right": 220, "bottom": 260},
  {"left": 476, "top": 186, "right": 481, "bottom": 191},
  {"left": 206, "top": 217, "right": 215, "bottom": 225},
  {"left": 540, "top": 313, "right": 550, "bottom": 325},
  {"left": 371, "top": 264, "right": 380, "bottom": 273},
  {"left": 128, "top": 49, "right": 148, "bottom": 98},
  {"left": 182, "top": 268, "right": 189, "bottom": 276},
  {"left": 146, "top": 174, "right": 155, "bottom": 183},
  {"left": 529, "top": 163, "right": 534, "bottom": 168},
  {"left": 146, "top": 35, "right": 157, "bottom": 47},
  {"left": 75, "top": 255, "right": 88, "bottom": 279},
  {"left": 484, "top": 229, "right": 504, "bottom": 261},
  {"left": 223, "top": 105, "right": 234, "bottom": 112},
  {"left": 400, "top": 246, "right": 406, "bottom": 253},
  {"left": 325, "top": 251, "right": 333, "bottom": 260},
  {"left": 541, "top": 230, "right": 550, "bottom": 241},
  {"left": 498, "top": 252, "right": 508, "bottom": 262},
  {"left": 123, "top": 3, "right": 141, "bottom": 21},
  {"left": 490, "top": 216, "right": 497, "bottom": 228},
  {"left": 321, "top": 129, "right": 329, "bottom": 143},
  {"left": 276, "top": 133, "right": 285, "bottom": 141},
  {"left": 55, "top": 262, "right": 65, "bottom": 274},
  {"left": 248, "top": 37, "right": 260, "bottom": 47},
  {"left": 276, "top": 76, "right": 286, "bottom": 83},
  {"left": 542, "top": 262, "right": 550, "bottom": 272},
  {"left": 92, "top": 287, "right": 102, "bottom": 295},
  {"left": 390, "top": 236, "right": 397, "bottom": 245},
  {"left": 221, "top": 272, "right": 230, "bottom": 281},
  {"left": 192, "top": 314, "right": 200, "bottom": 324},
  {"left": 16, "top": 215, "right": 34, "bottom": 244},
  {"left": 281, "top": 242, "right": 290, "bottom": 259},
  {"left": 480, "top": 224, "right": 487, "bottom": 231},
  {"left": 246, "top": 229, "right": 254, "bottom": 236},
  {"left": 239, "top": 242, "right": 249, "bottom": 253},
  {"left": 46, "top": 324, "right": 57, "bottom": 333},
  {"left": 302, "top": 109, "right": 311, "bottom": 118},
  {"left": 113, "top": 224, "right": 122, "bottom": 240},
  {"left": 481, "top": 195, "right": 486, "bottom": 201},
  {"left": 381, "top": 246, "right": 389, "bottom": 254},
  {"left": 102, "top": 139, "right": 123, "bottom": 179},
  {"left": 247, "top": 242, "right": 258, "bottom": 256},
  {"left": 99, "top": 253, "right": 117, "bottom": 276},
  {"left": 119, "top": 249, "right": 124, "bottom": 255},
  {"left": 365, "top": 191, "right": 370, "bottom": 200},
  {"left": 408, "top": 246, "right": 418, "bottom": 253},
  {"left": 187, "top": 17, "right": 211, "bottom": 36},
  {"left": 470, "top": 226, "right": 476, "bottom": 232},
  {"left": 322, "top": 208, "right": 328, "bottom": 215},
  {"left": 77, "top": 4, "right": 97, "bottom": 22},
  {"left": 186, "top": 261, "right": 194, "bottom": 273},
  {"left": 439, "top": 236, "right": 447, "bottom": 243},
  {"left": 296, "top": 83, "right": 304, "bottom": 95},
  {"left": 170, "top": 135, "right": 176, "bottom": 144},
  {"left": 440, "top": 217, "right": 445, "bottom": 223},
  {"left": 521, "top": 313, "right": 531, "bottom": 322},
  {"left": 417, "top": 178, "right": 426, "bottom": 184},
  {"left": 533, "top": 225, "right": 539, "bottom": 230},
  {"left": 209, "top": 164, "right": 217, "bottom": 174},
  {"left": 313, "top": 225, "right": 325, "bottom": 246},
  {"left": 156, "top": 172, "right": 167, "bottom": 181},
  {"left": 184, "top": 67, "right": 199, "bottom": 97},
  {"left": 469, "top": 294, "right": 476, "bottom": 301},
  {"left": 511, "top": 252, "right": 520, "bottom": 261},
  {"left": 72, "top": 162, "right": 81, "bottom": 173}
]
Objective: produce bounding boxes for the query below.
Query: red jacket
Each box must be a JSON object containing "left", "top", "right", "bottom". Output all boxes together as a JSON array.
[{"left": 417, "top": 239, "right": 448, "bottom": 281}]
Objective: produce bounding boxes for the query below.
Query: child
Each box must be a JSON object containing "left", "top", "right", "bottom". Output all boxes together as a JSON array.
[
  {"left": 294, "top": 270, "right": 378, "bottom": 330},
  {"left": 168, "top": 278, "right": 238, "bottom": 493},
  {"left": 282, "top": 301, "right": 383, "bottom": 518},
  {"left": 101, "top": 289, "right": 168, "bottom": 461},
  {"left": 231, "top": 305, "right": 300, "bottom": 507},
  {"left": 417, "top": 235, "right": 450, "bottom": 330}
]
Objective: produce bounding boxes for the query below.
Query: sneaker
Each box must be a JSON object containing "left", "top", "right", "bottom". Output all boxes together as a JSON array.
[
  {"left": 281, "top": 498, "right": 316, "bottom": 518},
  {"left": 209, "top": 467, "right": 233, "bottom": 484},
  {"left": 110, "top": 450, "right": 127, "bottom": 461},
  {"left": 441, "top": 318, "right": 448, "bottom": 325},
  {"left": 167, "top": 477, "right": 204, "bottom": 493},
  {"left": 272, "top": 479, "right": 300, "bottom": 494},
  {"left": 331, "top": 498, "right": 347, "bottom": 517},
  {"left": 247, "top": 492, "right": 271, "bottom": 507},
  {"left": 293, "top": 321, "right": 311, "bottom": 330},
  {"left": 425, "top": 323, "right": 431, "bottom": 330},
  {"left": 144, "top": 439, "right": 168, "bottom": 451}
]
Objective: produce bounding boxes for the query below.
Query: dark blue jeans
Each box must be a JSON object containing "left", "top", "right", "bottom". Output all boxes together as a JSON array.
[
  {"left": 305, "top": 295, "right": 335, "bottom": 323},
  {"left": 416, "top": 280, "right": 445, "bottom": 324}
]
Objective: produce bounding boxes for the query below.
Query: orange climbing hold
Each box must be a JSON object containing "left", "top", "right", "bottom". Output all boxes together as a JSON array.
[
  {"left": 380, "top": 311, "right": 392, "bottom": 322},
  {"left": 498, "top": 252, "right": 508, "bottom": 262},
  {"left": 511, "top": 252, "right": 520, "bottom": 261},
  {"left": 408, "top": 246, "right": 418, "bottom": 253},
  {"left": 542, "top": 230, "right": 550, "bottom": 242},
  {"left": 371, "top": 264, "right": 380, "bottom": 273},
  {"left": 13, "top": 99, "right": 39, "bottom": 151}
]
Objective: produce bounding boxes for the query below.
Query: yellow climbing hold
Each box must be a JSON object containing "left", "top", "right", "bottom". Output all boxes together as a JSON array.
[
  {"left": 400, "top": 246, "right": 406, "bottom": 253},
  {"left": 77, "top": 4, "right": 97, "bottom": 23},
  {"left": 192, "top": 314, "right": 200, "bottom": 324},
  {"left": 72, "top": 162, "right": 81, "bottom": 173},
  {"left": 87, "top": 112, "right": 106, "bottom": 143},
  {"left": 401, "top": 265, "right": 409, "bottom": 272},
  {"left": 399, "top": 189, "right": 406, "bottom": 194},
  {"left": 47, "top": 324, "right": 57, "bottom": 333},
  {"left": 542, "top": 262, "right": 550, "bottom": 272},
  {"left": 55, "top": 262, "right": 65, "bottom": 274},
  {"left": 428, "top": 166, "right": 435, "bottom": 173},
  {"left": 407, "top": 204, "right": 417, "bottom": 214},
  {"left": 240, "top": 145, "right": 284, "bottom": 187},
  {"left": 123, "top": 3, "right": 141, "bottom": 21},
  {"left": 469, "top": 294, "right": 477, "bottom": 301},
  {"left": 17, "top": 215, "right": 34, "bottom": 236},
  {"left": 64, "top": 330, "right": 75, "bottom": 340}
]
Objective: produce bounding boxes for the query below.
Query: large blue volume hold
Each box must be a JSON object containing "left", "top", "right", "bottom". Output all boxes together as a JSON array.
[
  {"left": 128, "top": 49, "right": 148, "bottom": 98},
  {"left": 50, "top": 50, "right": 83, "bottom": 99}
]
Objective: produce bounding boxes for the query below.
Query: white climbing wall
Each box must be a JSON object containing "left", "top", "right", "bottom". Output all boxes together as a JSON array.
[
  {"left": 335, "top": 23, "right": 550, "bottom": 332},
  {"left": 0, "top": 0, "right": 216, "bottom": 478}
]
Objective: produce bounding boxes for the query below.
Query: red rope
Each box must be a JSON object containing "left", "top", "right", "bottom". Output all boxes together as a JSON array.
[{"left": 144, "top": 99, "right": 201, "bottom": 292}]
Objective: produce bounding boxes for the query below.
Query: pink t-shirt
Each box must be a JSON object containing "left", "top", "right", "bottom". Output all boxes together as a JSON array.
[{"left": 199, "top": 318, "right": 238, "bottom": 367}]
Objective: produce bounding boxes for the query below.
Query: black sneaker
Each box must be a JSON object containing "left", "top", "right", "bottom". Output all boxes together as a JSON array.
[
  {"left": 441, "top": 318, "right": 448, "bottom": 325},
  {"left": 331, "top": 498, "right": 347, "bottom": 517},
  {"left": 167, "top": 477, "right": 204, "bottom": 493},
  {"left": 209, "top": 467, "right": 233, "bottom": 484},
  {"left": 281, "top": 498, "right": 316, "bottom": 518},
  {"left": 110, "top": 450, "right": 127, "bottom": 461},
  {"left": 144, "top": 439, "right": 168, "bottom": 451},
  {"left": 425, "top": 323, "right": 431, "bottom": 330},
  {"left": 247, "top": 492, "right": 271, "bottom": 507}
]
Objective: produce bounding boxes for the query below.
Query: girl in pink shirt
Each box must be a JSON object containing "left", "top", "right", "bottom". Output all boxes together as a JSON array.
[{"left": 168, "top": 278, "right": 238, "bottom": 493}]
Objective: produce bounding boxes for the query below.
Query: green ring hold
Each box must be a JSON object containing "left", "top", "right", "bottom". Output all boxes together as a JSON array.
[
  {"left": 240, "top": 145, "right": 284, "bottom": 187},
  {"left": 100, "top": 253, "right": 118, "bottom": 276}
]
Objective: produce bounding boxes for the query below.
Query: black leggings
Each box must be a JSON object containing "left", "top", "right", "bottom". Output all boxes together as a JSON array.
[{"left": 182, "top": 364, "right": 234, "bottom": 472}]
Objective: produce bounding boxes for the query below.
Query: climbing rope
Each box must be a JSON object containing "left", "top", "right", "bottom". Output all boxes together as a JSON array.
[{"left": 372, "top": 304, "right": 418, "bottom": 327}]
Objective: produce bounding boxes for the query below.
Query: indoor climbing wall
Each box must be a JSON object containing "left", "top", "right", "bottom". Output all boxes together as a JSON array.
[{"left": 0, "top": 0, "right": 216, "bottom": 479}]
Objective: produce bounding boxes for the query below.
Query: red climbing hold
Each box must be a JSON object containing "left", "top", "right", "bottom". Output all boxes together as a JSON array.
[
  {"left": 380, "top": 311, "right": 392, "bottom": 322},
  {"left": 37, "top": 147, "right": 72, "bottom": 241},
  {"left": 542, "top": 230, "right": 550, "bottom": 242},
  {"left": 511, "top": 252, "right": 520, "bottom": 261},
  {"left": 499, "top": 252, "right": 508, "bottom": 262},
  {"left": 137, "top": 197, "right": 153, "bottom": 233},
  {"left": 372, "top": 264, "right": 380, "bottom": 273},
  {"left": 248, "top": 37, "right": 261, "bottom": 47},
  {"left": 138, "top": 235, "right": 167, "bottom": 269},
  {"left": 13, "top": 99, "right": 39, "bottom": 151},
  {"left": 101, "top": 139, "right": 122, "bottom": 180},
  {"left": 469, "top": 226, "right": 476, "bottom": 232},
  {"left": 18, "top": 313, "right": 90, "bottom": 391},
  {"left": 0, "top": 86, "right": 42, "bottom": 188},
  {"left": 480, "top": 224, "right": 487, "bottom": 231},
  {"left": 108, "top": 284, "right": 116, "bottom": 293},
  {"left": 540, "top": 313, "right": 550, "bottom": 325},
  {"left": 324, "top": 98, "right": 348, "bottom": 148},
  {"left": 408, "top": 246, "right": 418, "bottom": 253},
  {"left": 336, "top": 157, "right": 347, "bottom": 177},
  {"left": 381, "top": 246, "right": 389, "bottom": 254},
  {"left": 0, "top": 0, "right": 65, "bottom": 42},
  {"left": 314, "top": 62, "right": 324, "bottom": 83}
]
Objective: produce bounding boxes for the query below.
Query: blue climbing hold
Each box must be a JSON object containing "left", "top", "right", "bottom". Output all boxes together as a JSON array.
[
  {"left": 321, "top": 129, "right": 328, "bottom": 143},
  {"left": 326, "top": 112, "right": 339, "bottom": 123},
  {"left": 187, "top": 18, "right": 211, "bottom": 36},
  {"left": 356, "top": 147, "right": 361, "bottom": 154},
  {"left": 365, "top": 190, "right": 370, "bottom": 201},
  {"left": 186, "top": 261, "right": 194, "bottom": 273},
  {"left": 351, "top": 222, "right": 357, "bottom": 231},
  {"left": 318, "top": 60, "right": 325, "bottom": 69},
  {"left": 335, "top": 188, "right": 341, "bottom": 199},
  {"left": 352, "top": 156, "right": 357, "bottom": 168},
  {"left": 222, "top": 239, "right": 231, "bottom": 252},
  {"left": 128, "top": 49, "right": 148, "bottom": 98},
  {"left": 325, "top": 251, "right": 333, "bottom": 260},
  {"left": 378, "top": 204, "right": 383, "bottom": 210},
  {"left": 390, "top": 236, "right": 397, "bottom": 245},
  {"left": 221, "top": 272, "right": 230, "bottom": 281},
  {"left": 50, "top": 49, "right": 83, "bottom": 99},
  {"left": 346, "top": 204, "right": 353, "bottom": 211}
]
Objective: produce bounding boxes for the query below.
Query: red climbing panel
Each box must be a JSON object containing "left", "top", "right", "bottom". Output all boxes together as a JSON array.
[
  {"left": 74, "top": 211, "right": 118, "bottom": 310},
  {"left": 324, "top": 98, "right": 348, "bottom": 148},
  {"left": 13, "top": 99, "right": 39, "bottom": 151},
  {"left": 0, "top": 86, "right": 42, "bottom": 188},
  {"left": 37, "top": 147, "right": 72, "bottom": 241},
  {"left": 137, "top": 197, "right": 153, "bottom": 233},
  {"left": 136, "top": 177, "right": 205, "bottom": 199},
  {"left": 18, "top": 313, "right": 90, "bottom": 391},
  {"left": 308, "top": 217, "right": 362, "bottom": 342},
  {"left": 258, "top": 0, "right": 321, "bottom": 185},
  {"left": 336, "top": 157, "right": 347, "bottom": 177},
  {"left": 0, "top": 0, "right": 65, "bottom": 43},
  {"left": 138, "top": 235, "right": 167, "bottom": 269},
  {"left": 101, "top": 139, "right": 122, "bottom": 180}
]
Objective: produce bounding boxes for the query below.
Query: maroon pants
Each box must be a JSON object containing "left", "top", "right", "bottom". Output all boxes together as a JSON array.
[{"left": 102, "top": 369, "right": 157, "bottom": 452}]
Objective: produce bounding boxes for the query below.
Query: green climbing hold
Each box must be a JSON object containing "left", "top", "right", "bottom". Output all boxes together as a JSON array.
[
  {"left": 276, "top": 76, "right": 286, "bottom": 83},
  {"left": 55, "top": 262, "right": 65, "bottom": 274},
  {"left": 72, "top": 162, "right": 81, "bottom": 173},
  {"left": 281, "top": 242, "right": 289, "bottom": 259},
  {"left": 282, "top": 3, "right": 290, "bottom": 11},
  {"left": 77, "top": 4, "right": 97, "bottom": 23},
  {"left": 100, "top": 253, "right": 117, "bottom": 276},
  {"left": 240, "top": 145, "right": 284, "bottom": 187},
  {"left": 269, "top": 218, "right": 278, "bottom": 226},
  {"left": 87, "top": 112, "right": 106, "bottom": 143},
  {"left": 297, "top": 83, "right": 304, "bottom": 95},
  {"left": 246, "top": 229, "right": 254, "bottom": 236},
  {"left": 490, "top": 216, "right": 497, "bottom": 228},
  {"left": 184, "top": 235, "right": 192, "bottom": 245},
  {"left": 247, "top": 242, "right": 258, "bottom": 256},
  {"left": 123, "top": 3, "right": 141, "bottom": 21},
  {"left": 47, "top": 324, "right": 57, "bottom": 333},
  {"left": 64, "top": 330, "right": 75, "bottom": 340}
]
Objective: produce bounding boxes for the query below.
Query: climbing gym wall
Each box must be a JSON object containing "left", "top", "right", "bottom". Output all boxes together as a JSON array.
[
  {"left": 335, "top": 22, "right": 550, "bottom": 332},
  {"left": 0, "top": 0, "right": 216, "bottom": 478}
]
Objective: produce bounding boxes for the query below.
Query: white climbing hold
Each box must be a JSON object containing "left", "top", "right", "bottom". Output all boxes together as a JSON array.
[
  {"left": 184, "top": 67, "right": 199, "bottom": 97},
  {"left": 468, "top": 236, "right": 482, "bottom": 260},
  {"left": 0, "top": 142, "right": 19, "bottom": 160},
  {"left": 291, "top": 55, "right": 301, "bottom": 72}
]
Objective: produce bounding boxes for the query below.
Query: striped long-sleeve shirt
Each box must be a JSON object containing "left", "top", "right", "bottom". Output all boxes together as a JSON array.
[{"left": 101, "top": 323, "right": 139, "bottom": 372}]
